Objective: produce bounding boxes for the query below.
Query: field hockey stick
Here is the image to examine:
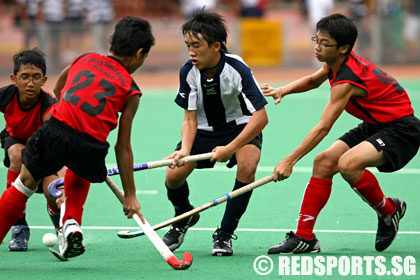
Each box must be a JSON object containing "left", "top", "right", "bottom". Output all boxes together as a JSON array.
[
  {"left": 117, "top": 174, "right": 274, "bottom": 239},
  {"left": 105, "top": 176, "right": 192, "bottom": 270},
  {"left": 48, "top": 152, "right": 215, "bottom": 198}
]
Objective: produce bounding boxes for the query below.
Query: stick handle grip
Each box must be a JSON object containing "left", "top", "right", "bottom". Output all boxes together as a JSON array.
[
  {"left": 139, "top": 152, "right": 214, "bottom": 170},
  {"left": 107, "top": 152, "right": 214, "bottom": 175}
]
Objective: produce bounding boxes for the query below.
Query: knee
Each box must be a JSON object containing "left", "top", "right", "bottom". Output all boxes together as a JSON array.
[
  {"left": 313, "top": 151, "right": 338, "bottom": 177},
  {"left": 337, "top": 155, "right": 360, "bottom": 180},
  {"left": 236, "top": 159, "right": 258, "bottom": 182},
  {"left": 165, "top": 171, "right": 186, "bottom": 189},
  {"left": 8, "top": 146, "right": 23, "bottom": 167}
]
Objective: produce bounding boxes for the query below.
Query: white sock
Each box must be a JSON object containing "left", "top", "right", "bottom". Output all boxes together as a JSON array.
[{"left": 12, "top": 176, "right": 36, "bottom": 198}]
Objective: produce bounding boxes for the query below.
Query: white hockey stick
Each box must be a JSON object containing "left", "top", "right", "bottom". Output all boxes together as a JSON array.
[{"left": 105, "top": 176, "right": 192, "bottom": 270}]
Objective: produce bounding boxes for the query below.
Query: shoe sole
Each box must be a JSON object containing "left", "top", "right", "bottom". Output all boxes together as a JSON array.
[
  {"left": 63, "top": 230, "right": 85, "bottom": 258},
  {"left": 212, "top": 249, "right": 233, "bottom": 256},
  {"left": 268, "top": 240, "right": 321, "bottom": 254},
  {"left": 268, "top": 248, "right": 321, "bottom": 254}
]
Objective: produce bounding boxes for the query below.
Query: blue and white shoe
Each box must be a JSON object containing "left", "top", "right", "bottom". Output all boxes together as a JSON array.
[{"left": 9, "top": 225, "right": 30, "bottom": 251}]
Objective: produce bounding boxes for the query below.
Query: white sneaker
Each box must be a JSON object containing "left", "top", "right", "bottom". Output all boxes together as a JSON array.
[{"left": 58, "top": 218, "right": 85, "bottom": 258}]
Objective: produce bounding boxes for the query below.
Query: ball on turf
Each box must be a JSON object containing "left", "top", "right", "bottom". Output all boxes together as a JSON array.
[{"left": 42, "top": 233, "right": 57, "bottom": 247}]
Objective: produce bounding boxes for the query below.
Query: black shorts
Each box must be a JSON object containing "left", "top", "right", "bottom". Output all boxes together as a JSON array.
[
  {"left": 175, "top": 123, "right": 262, "bottom": 169},
  {"left": 339, "top": 115, "right": 420, "bottom": 172},
  {"left": 1, "top": 129, "right": 44, "bottom": 193},
  {"left": 22, "top": 117, "right": 109, "bottom": 182},
  {"left": 0, "top": 129, "right": 26, "bottom": 168}
]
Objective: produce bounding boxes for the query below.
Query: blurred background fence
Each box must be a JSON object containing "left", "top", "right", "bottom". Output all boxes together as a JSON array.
[{"left": 0, "top": 0, "right": 419, "bottom": 75}]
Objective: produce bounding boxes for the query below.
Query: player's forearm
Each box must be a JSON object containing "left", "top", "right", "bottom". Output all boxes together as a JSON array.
[
  {"left": 283, "top": 75, "right": 320, "bottom": 96},
  {"left": 180, "top": 118, "right": 197, "bottom": 154},
  {"left": 227, "top": 108, "right": 268, "bottom": 152},
  {"left": 115, "top": 144, "right": 136, "bottom": 197},
  {"left": 284, "top": 124, "right": 330, "bottom": 166}
]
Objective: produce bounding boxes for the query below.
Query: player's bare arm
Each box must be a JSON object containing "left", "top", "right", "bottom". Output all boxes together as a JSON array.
[
  {"left": 212, "top": 107, "right": 268, "bottom": 162},
  {"left": 53, "top": 65, "right": 70, "bottom": 101},
  {"left": 167, "top": 109, "right": 197, "bottom": 168},
  {"left": 115, "top": 94, "right": 143, "bottom": 221},
  {"left": 261, "top": 66, "right": 328, "bottom": 104},
  {"left": 273, "top": 83, "right": 354, "bottom": 181}
]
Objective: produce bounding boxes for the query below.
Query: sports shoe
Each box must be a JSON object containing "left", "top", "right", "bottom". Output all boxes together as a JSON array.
[
  {"left": 268, "top": 231, "right": 321, "bottom": 254},
  {"left": 375, "top": 198, "right": 406, "bottom": 252},
  {"left": 9, "top": 225, "right": 30, "bottom": 251},
  {"left": 163, "top": 213, "right": 200, "bottom": 251},
  {"left": 58, "top": 218, "right": 85, "bottom": 258},
  {"left": 212, "top": 228, "right": 237, "bottom": 256}
]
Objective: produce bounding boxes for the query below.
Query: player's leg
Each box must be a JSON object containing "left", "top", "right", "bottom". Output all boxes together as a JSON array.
[
  {"left": 338, "top": 141, "right": 393, "bottom": 213},
  {"left": 163, "top": 162, "right": 199, "bottom": 251},
  {"left": 338, "top": 141, "right": 404, "bottom": 251},
  {"left": 55, "top": 169, "right": 90, "bottom": 259},
  {"left": 212, "top": 144, "right": 260, "bottom": 256},
  {"left": 5, "top": 143, "right": 31, "bottom": 251},
  {"left": 42, "top": 167, "right": 66, "bottom": 229},
  {"left": 268, "top": 140, "right": 349, "bottom": 254},
  {"left": 0, "top": 164, "right": 39, "bottom": 245}
]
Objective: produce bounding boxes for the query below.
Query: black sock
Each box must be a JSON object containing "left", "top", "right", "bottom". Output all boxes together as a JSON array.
[
  {"left": 220, "top": 179, "right": 253, "bottom": 234},
  {"left": 166, "top": 181, "right": 193, "bottom": 217}
]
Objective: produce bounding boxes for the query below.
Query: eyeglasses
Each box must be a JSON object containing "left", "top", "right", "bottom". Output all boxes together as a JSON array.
[
  {"left": 17, "top": 75, "right": 44, "bottom": 84},
  {"left": 311, "top": 37, "right": 337, "bottom": 49}
]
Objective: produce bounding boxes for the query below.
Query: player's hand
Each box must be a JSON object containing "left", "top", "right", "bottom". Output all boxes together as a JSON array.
[
  {"left": 260, "top": 83, "right": 284, "bottom": 105},
  {"left": 56, "top": 195, "right": 66, "bottom": 209},
  {"left": 211, "top": 146, "right": 235, "bottom": 163},
  {"left": 273, "top": 160, "right": 293, "bottom": 182},
  {"left": 165, "top": 150, "right": 189, "bottom": 168},
  {"left": 123, "top": 195, "right": 144, "bottom": 222}
]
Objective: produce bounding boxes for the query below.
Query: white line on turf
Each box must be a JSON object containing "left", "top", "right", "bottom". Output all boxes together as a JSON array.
[
  {"left": 29, "top": 226, "right": 420, "bottom": 235},
  {"left": 136, "top": 190, "right": 158, "bottom": 195}
]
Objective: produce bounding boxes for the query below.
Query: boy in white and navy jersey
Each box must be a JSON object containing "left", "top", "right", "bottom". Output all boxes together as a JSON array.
[{"left": 163, "top": 10, "right": 268, "bottom": 256}]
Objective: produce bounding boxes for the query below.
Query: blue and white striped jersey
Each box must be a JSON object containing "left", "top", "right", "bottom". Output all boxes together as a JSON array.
[{"left": 175, "top": 51, "right": 267, "bottom": 132}]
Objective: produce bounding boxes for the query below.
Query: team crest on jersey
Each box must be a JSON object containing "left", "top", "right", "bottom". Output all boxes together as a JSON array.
[{"left": 203, "top": 82, "right": 218, "bottom": 96}]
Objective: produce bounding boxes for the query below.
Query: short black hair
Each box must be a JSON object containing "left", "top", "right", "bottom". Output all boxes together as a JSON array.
[
  {"left": 316, "top": 13, "right": 358, "bottom": 54},
  {"left": 13, "top": 48, "right": 47, "bottom": 75},
  {"left": 110, "top": 16, "right": 155, "bottom": 56},
  {"left": 182, "top": 10, "right": 228, "bottom": 51}
]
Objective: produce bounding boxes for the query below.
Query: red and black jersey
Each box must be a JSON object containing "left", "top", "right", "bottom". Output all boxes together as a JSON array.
[
  {"left": 51, "top": 53, "right": 142, "bottom": 142},
  {"left": 0, "top": 84, "right": 57, "bottom": 141},
  {"left": 328, "top": 52, "right": 414, "bottom": 123}
]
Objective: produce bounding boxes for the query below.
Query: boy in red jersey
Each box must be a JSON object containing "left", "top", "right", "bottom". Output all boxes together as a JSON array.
[
  {"left": 0, "top": 48, "right": 64, "bottom": 251},
  {"left": 261, "top": 13, "right": 420, "bottom": 254},
  {"left": 0, "top": 16, "right": 155, "bottom": 259}
]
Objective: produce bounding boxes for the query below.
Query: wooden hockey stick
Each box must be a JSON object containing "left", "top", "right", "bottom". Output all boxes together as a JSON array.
[{"left": 117, "top": 174, "right": 274, "bottom": 239}]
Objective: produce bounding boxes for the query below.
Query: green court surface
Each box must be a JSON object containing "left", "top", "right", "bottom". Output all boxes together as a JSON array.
[{"left": 0, "top": 80, "right": 419, "bottom": 279}]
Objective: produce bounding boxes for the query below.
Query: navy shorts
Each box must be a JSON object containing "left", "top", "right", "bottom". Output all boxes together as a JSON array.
[
  {"left": 339, "top": 115, "right": 420, "bottom": 172},
  {"left": 22, "top": 117, "right": 109, "bottom": 182},
  {"left": 175, "top": 123, "right": 262, "bottom": 169}
]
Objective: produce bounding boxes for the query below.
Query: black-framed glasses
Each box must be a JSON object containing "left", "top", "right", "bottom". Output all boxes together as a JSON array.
[
  {"left": 311, "top": 37, "right": 337, "bottom": 49},
  {"left": 17, "top": 75, "right": 44, "bottom": 84}
]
